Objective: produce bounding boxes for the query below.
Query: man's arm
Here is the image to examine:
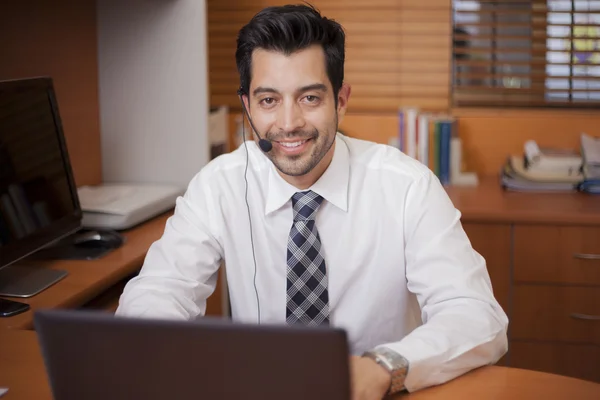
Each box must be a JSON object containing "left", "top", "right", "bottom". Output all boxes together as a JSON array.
[
  {"left": 116, "top": 170, "right": 224, "bottom": 320},
  {"left": 369, "top": 170, "right": 509, "bottom": 393}
]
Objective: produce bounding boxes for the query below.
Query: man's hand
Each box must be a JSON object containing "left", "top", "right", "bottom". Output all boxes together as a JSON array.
[{"left": 350, "top": 355, "right": 392, "bottom": 400}]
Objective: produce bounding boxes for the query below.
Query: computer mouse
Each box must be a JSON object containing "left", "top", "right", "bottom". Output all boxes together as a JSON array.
[{"left": 73, "top": 230, "right": 124, "bottom": 249}]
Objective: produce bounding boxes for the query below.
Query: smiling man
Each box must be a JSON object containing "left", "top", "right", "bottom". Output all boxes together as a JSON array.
[{"left": 116, "top": 4, "right": 508, "bottom": 399}]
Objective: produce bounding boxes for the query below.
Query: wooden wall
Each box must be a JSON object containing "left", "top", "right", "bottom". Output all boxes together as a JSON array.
[{"left": 0, "top": 0, "right": 102, "bottom": 187}]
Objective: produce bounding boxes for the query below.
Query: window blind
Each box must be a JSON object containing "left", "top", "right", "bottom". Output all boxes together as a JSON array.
[
  {"left": 208, "top": 0, "right": 452, "bottom": 113},
  {"left": 452, "top": 0, "right": 600, "bottom": 108}
]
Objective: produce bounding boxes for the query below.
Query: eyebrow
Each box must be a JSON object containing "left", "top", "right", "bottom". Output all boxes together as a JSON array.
[
  {"left": 252, "top": 83, "right": 328, "bottom": 97},
  {"left": 298, "top": 83, "right": 328, "bottom": 93},
  {"left": 253, "top": 86, "right": 279, "bottom": 96}
]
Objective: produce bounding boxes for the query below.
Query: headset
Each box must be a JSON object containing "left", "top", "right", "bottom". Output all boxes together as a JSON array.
[
  {"left": 237, "top": 88, "right": 273, "bottom": 153},
  {"left": 237, "top": 87, "right": 270, "bottom": 324}
]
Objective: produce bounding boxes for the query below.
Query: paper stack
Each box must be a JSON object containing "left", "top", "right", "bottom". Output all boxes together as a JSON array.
[
  {"left": 501, "top": 140, "right": 583, "bottom": 192},
  {"left": 579, "top": 133, "right": 600, "bottom": 193}
]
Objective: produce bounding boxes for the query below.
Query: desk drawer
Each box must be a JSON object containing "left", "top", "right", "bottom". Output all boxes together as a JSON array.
[
  {"left": 512, "top": 285, "right": 600, "bottom": 344},
  {"left": 514, "top": 225, "right": 600, "bottom": 285},
  {"left": 510, "top": 341, "right": 600, "bottom": 383}
]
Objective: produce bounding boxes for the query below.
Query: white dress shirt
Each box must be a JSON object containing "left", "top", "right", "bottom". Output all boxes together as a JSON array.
[{"left": 116, "top": 133, "right": 508, "bottom": 392}]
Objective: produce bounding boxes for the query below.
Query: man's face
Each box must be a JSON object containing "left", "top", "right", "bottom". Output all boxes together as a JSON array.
[{"left": 245, "top": 45, "right": 349, "bottom": 177}]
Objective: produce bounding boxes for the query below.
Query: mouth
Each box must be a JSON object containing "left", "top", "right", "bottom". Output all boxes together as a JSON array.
[{"left": 274, "top": 138, "right": 312, "bottom": 155}]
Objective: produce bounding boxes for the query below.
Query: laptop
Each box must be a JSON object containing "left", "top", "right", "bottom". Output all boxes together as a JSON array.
[{"left": 34, "top": 309, "right": 350, "bottom": 400}]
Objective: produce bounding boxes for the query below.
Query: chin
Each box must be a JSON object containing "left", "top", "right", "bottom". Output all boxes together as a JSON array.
[{"left": 273, "top": 157, "right": 316, "bottom": 177}]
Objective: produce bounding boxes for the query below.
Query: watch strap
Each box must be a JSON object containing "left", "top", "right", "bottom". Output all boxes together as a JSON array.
[{"left": 362, "top": 348, "right": 409, "bottom": 395}]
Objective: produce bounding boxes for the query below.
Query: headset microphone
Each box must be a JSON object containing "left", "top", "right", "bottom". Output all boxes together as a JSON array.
[
  {"left": 257, "top": 138, "right": 273, "bottom": 153},
  {"left": 237, "top": 88, "right": 273, "bottom": 153}
]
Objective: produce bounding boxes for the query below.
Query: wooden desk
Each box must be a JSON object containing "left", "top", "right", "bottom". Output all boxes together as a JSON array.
[
  {"left": 402, "top": 364, "right": 600, "bottom": 399},
  {"left": 1, "top": 330, "right": 599, "bottom": 400},
  {"left": 0, "top": 212, "right": 173, "bottom": 330}
]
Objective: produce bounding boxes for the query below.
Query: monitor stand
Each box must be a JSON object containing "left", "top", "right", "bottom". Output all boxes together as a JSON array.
[{"left": 0, "top": 264, "right": 68, "bottom": 298}]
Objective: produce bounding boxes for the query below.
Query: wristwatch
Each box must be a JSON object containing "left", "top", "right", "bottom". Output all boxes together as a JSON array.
[{"left": 362, "top": 347, "right": 409, "bottom": 395}]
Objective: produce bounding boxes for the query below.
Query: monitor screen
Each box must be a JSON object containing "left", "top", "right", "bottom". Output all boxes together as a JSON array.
[{"left": 0, "top": 77, "right": 81, "bottom": 268}]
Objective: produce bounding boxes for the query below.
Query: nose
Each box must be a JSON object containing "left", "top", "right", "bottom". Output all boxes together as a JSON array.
[{"left": 275, "top": 100, "right": 305, "bottom": 133}]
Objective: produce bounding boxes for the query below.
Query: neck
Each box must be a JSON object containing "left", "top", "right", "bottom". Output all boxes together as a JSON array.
[{"left": 279, "top": 140, "right": 336, "bottom": 190}]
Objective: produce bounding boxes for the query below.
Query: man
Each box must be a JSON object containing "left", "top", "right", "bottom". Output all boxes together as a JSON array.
[{"left": 117, "top": 4, "right": 508, "bottom": 399}]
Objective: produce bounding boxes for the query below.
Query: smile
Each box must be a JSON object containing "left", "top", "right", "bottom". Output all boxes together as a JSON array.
[
  {"left": 274, "top": 138, "right": 312, "bottom": 155},
  {"left": 279, "top": 140, "right": 308, "bottom": 148}
]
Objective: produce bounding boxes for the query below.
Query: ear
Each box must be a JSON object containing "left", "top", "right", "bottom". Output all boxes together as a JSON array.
[
  {"left": 336, "top": 83, "right": 351, "bottom": 124},
  {"left": 239, "top": 92, "right": 251, "bottom": 113}
]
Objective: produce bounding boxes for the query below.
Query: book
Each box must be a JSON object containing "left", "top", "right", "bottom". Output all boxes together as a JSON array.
[
  {"left": 398, "top": 109, "right": 405, "bottom": 153},
  {"left": 433, "top": 118, "right": 441, "bottom": 177},
  {"left": 439, "top": 119, "right": 453, "bottom": 185},
  {"left": 404, "top": 107, "right": 419, "bottom": 159},
  {"left": 418, "top": 113, "right": 429, "bottom": 166}
]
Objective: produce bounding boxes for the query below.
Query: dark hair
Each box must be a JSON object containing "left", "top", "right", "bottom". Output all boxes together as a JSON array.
[{"left": 236, "top": 4, "right": 345, "bottom": 100}]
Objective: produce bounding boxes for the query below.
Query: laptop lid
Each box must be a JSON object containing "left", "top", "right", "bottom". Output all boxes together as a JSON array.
[{"left": 34, "top": 309, "right": 350, "bottom": 400}]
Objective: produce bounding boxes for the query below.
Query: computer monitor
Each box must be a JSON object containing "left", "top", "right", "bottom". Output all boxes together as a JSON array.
[{"left": 0, "top": 77, "right": 82, "bottom": 314}]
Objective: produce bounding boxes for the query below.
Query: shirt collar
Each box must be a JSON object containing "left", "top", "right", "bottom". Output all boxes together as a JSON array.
[{"left": 265, "top": 134, "right": 349, "bottom": 216}]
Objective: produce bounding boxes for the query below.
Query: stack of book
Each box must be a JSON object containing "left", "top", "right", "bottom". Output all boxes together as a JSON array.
[
  {"left": 397, "top": 107, "right": 478, "bottom": 186},
  {"left": 579, "top": 133, "right": 600, "bottom": 194},
  {"left": 501, "top": 140, "right": 583, "bottom": 192}
]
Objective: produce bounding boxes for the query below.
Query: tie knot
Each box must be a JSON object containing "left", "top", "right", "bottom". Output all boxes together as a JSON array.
[{"left": 291, "top": 191, "right": 324, "bottom": 221}]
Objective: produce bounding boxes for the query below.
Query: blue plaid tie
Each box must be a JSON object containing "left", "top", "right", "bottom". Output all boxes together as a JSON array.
[{"left": 286, "top": 191, "right": 329, "bottom": 326}]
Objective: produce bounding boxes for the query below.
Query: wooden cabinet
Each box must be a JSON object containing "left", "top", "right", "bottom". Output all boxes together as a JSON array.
[
  {"left": 447, "top": 177, "right": 600, "bottom": 384},
  {"left": 462, "top": 224, "right": 600, "bottom": 383},
  {"left": 509, "top": 225, "right": 600, "bottom": 382}
]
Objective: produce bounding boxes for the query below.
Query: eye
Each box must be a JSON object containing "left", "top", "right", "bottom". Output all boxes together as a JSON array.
[
  {"left": 260, "top": 97, "right": 275, "bottom": 106},
  {"left": 303, "top": 95, "right": 320, "bottom": 104}
]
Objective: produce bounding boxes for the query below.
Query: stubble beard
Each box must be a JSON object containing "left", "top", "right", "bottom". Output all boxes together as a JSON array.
[{"left": 267, "top": 115, "right": 338, "bottom": 177}]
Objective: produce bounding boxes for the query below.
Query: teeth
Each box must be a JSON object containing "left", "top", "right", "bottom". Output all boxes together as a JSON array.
[{"left": 280, "top": 140, "right": 306, "bottom": 148}]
